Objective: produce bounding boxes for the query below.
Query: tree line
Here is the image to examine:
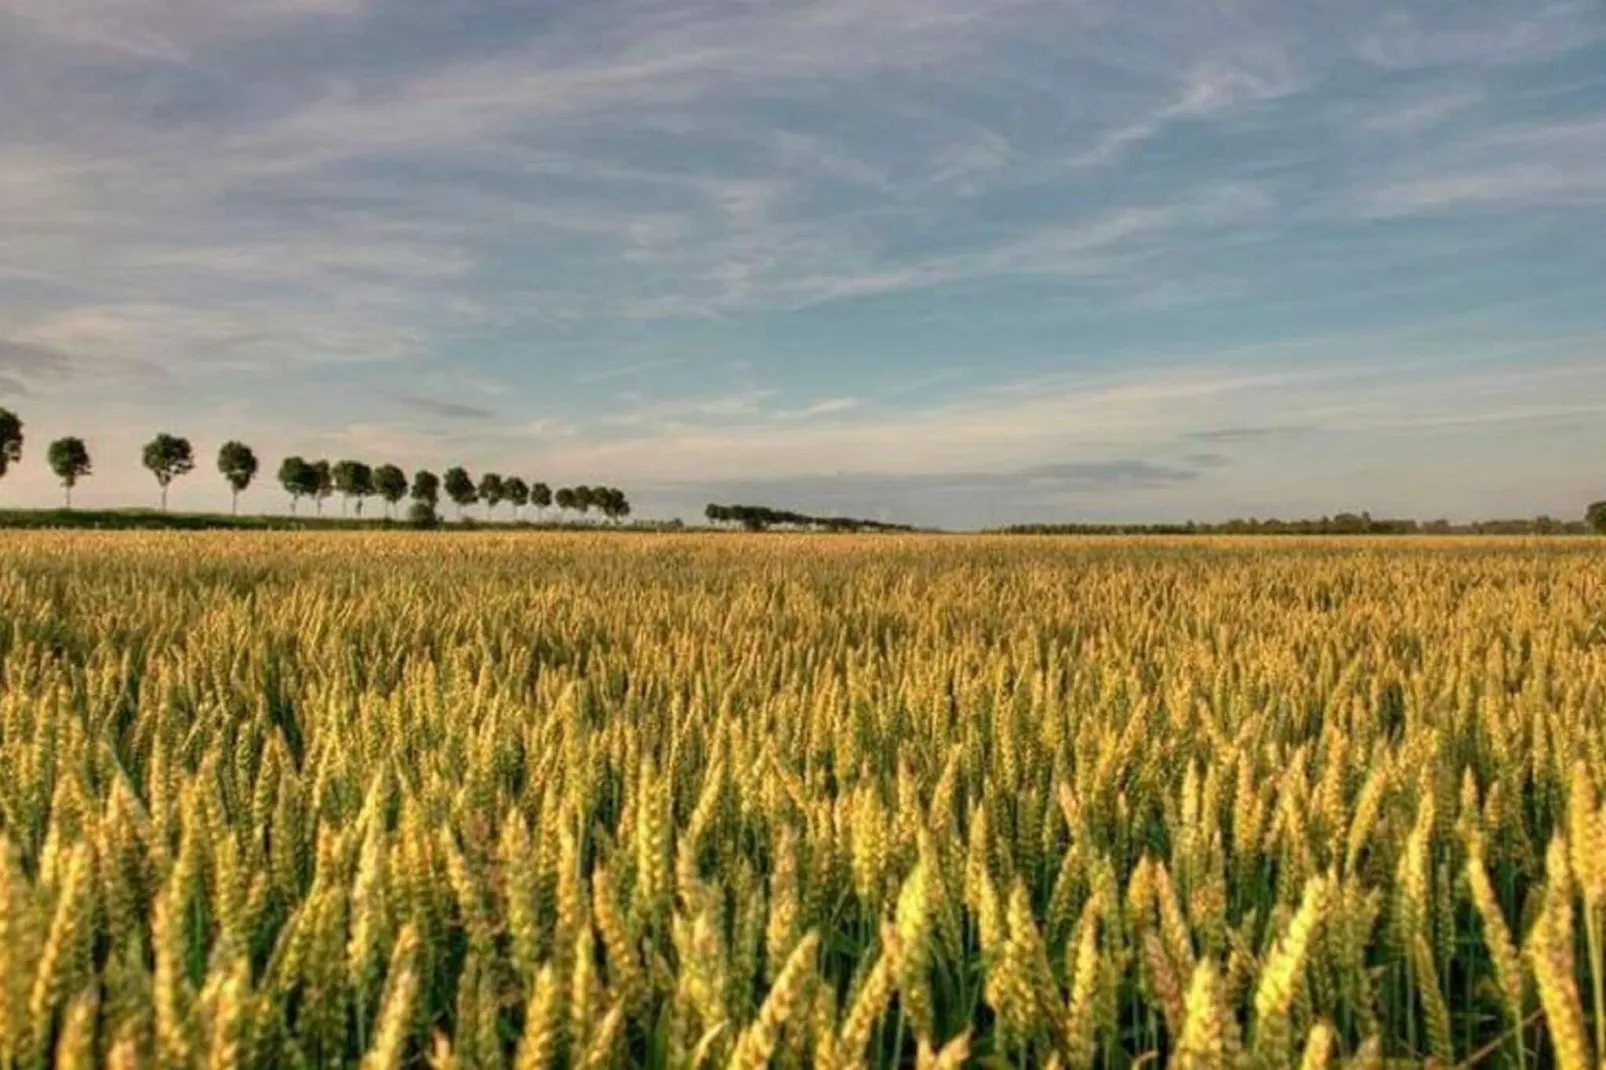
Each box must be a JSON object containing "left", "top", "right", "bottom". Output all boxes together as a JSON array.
[
  {"left": 0, "top": 407, "right": 629, "bottom": 523},
  {"left": 1001, "top": 510, "right": 1606, "bottom": 536},
  {"left": 703, "top": 502, "right": 915, "bottom": 532}
]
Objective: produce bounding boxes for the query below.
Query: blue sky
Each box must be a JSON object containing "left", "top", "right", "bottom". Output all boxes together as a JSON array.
[{"left": 1, "top": 0, "right": 1604, "bottom": 527}]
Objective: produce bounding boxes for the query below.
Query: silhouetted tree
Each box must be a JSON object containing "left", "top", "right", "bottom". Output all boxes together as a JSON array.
[
  {"left": 554, "top": 486, "right": 575, "bottom": 522},
  {"left": 504, "top": 476, "right": 529, "bottom": 521},
  {"left": 310, "top": 460, "right": 333, "bottom": 515},
  {"left": 0, "top": 407, "right": 21, "bottom": 487},
  {"left": 353, "top": 463, "right": 375, "bottom": 515},
  {"left": 478, "top": 472, "right": 505, "bottom": 519},
  {"left": 411, "top": 469, "right": 441, "bottom": 511},
  {"left": 443, "top": 466, "right": 477, "bottom": 519},
  {"left": 1589, "top": 501, "right": 1606, "bottom": 535},
  {"left": 530, "top": 481, "right": 552, "bottom": 521},
  {"left": 217, "top": 441, "right": 258, "bottom": 515},
  {"left": 593, "top": 486, "right": 630, "bottom": 522},
  {"left": 47, "top": 437, "right": 92, "bottom": 507},
  {"left": 332, "top": 460, "right": 374, "bottom": 516},
  {"left": 278, "top": 456, "right": 314, "bottom": 514},
  {"left": 373, "top": 464, "right": 408, "bottom": 518},
  {"left": 142, "top": 433, "right": 195, "bottom": 511},
  {"left": 573, "top": 485, "right": 594, "bottom": 523},
  {"left": 705, "top": 503, "right": 727, "bottom": 527}
]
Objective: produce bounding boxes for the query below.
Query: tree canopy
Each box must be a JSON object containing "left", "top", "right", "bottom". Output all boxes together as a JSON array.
[
  {"left": 310, "top": 460, "right": 333, "bottom": 514},
  {"left": 47, "top": 437, "right": 92, "bottom": 507},
  {"left": 217, "top": 441, "right": 259, "bottom": 514},
  {"left": 504, "top": 476, "right": 529, "bottom": 516},
  {"left": 331, "top": 460, "right": 375, "bottom": 515},
  {"left": 277, "top": 456, "right": 320, "bottom": 513},
  {"left": 0, "top": 407, "right": 21, "bottom": 480},
  {"left": 477, "top": 472, "right": 505, "bottom": 517},
  {"left": 443, "top": 467, "right": 477, "bottom": 516},
  {"left": 411, "top": 469, "right": 441, "bottom": 509},
  {"left": 141, "top": 433, "right": 195, "bottom": 510},
  {"left": 373, "top": 464, "right": 408, "bottom": 515}
]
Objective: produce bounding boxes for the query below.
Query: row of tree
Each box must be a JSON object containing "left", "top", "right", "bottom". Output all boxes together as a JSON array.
[
  {"left": 0, "top": 408, "right": 630, "bottom": 522},
  {"left": 703, "top": 503, "right": 915, "bottom": 532},
  {"left": 276, "top": 456, "right": 630, "bottom": 522},
  {"left": 1000, "top": 510, "right": 1606, "bottom": 535}
]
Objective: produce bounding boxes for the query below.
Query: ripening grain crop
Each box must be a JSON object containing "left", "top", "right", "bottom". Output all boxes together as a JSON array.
[{"left": 2, "top": 531, "right": 1605, "bottom": 1068}]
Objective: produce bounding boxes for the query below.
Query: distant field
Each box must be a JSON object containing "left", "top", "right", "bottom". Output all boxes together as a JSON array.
[{"left": 2, "top": 532, "right": 1604, "bottom": 1067}]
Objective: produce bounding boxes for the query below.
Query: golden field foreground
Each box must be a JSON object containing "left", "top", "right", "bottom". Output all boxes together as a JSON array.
[{"left": 2, "top": 532, "right": 1606, "bottom": 1070}]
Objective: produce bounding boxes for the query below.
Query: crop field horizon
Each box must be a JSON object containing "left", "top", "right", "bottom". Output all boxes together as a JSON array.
[{"left": 2, "top": 532, "right": 1605, "bottom": 1068}]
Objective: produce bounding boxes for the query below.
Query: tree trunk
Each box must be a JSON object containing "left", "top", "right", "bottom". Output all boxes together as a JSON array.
[
  {"left": 64, "top": 485, "right": 71, "bottom": 509},
  {"left": 232, "top": 490, "right": 239, "bottom": 516},
  {"left": 160, "top": 483, "right": 168, "bottom": 512}
]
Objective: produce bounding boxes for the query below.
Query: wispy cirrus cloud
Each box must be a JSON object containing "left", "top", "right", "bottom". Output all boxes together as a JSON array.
[
  {"left": 1356, "top": 2, "right": 1600, "bottom": 70},
  {"left": 390, "top": 393, "right": 497, "bottom": 421},
  {"left": 1358, "top": 115, "right": 1606, "bottom": 215},
  {"left": 0, "top": 0, "right": 367, "bottom": 60}
]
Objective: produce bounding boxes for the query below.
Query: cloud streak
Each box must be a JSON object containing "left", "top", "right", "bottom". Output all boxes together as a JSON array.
[{"left": 390, "top": 393, "right": 498, "bottom": 420}]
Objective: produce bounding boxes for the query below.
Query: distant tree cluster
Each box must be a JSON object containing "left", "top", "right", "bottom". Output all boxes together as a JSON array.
[
  {"left": 703, "top": 503, "right": 914, "bottom": 532},
  {"left": 277, "top": 459, "right": 625, "bottom": 526},
  {"left": 1000, "top": 512, "right": 1601, "bottom": 536},
  {"left": 0, "top": 406, "right": 629, "bottom": 523}
]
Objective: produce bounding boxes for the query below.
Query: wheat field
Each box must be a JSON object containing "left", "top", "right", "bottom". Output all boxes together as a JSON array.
[{"left": 2, "top": 531, "right": 1605, "bottom": 1069}]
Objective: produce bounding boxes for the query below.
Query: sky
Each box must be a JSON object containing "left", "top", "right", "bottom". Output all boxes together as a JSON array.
[{"left": 1, "top": 0, "right": 1604, "bottom": 528}]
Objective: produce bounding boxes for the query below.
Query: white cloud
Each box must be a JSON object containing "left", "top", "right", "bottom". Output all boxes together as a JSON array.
[
  {"left": 1353, "top": 90, "right": 1484, "bottom": 134},
  {"left": 779, "top": 397, "right": 863, "bottom": 419},
  {"left": 1356, "top": 3, "right": 1600, "bottom": 70},
  {"left": 1356, "top": 115, "right": 1606, "bottom": 215},
  {"left": 0, "top": 0, "right": 367, "bottom": 60}
]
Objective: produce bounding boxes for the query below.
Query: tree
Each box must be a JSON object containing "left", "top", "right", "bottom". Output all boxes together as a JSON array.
[
  {"left": 478, "top": 472, "right": 505, "bottom": 519},
  {"left": 373, "top": 464, "right": 408, "bottom": 518},
  {"left": 504, "top": 476, "right": 529, "bottom": 521},
  {"left": 443, "top": 467, "right": 477, "bottom": 520},
  {"left": 0, "top": 407, "right": 21, "bottom": 486},
  {"left": 332, "top": 460, "right": 375, "bottom": 516},
  {"left": 530, "top": 481, "right": 552, "bottom": 522},
  {"left": 47, "top": 437, "right": 92, "bottom": 507},
  {"left": 554, "top": 486, "right": 575, "bottom": 522},
  {"left": 310, "top": 460, "right": 333, "bottom": 515},
  {"left": 705, "top": 503, "right": 728, "bottom": 527},
  {"left": 573, "top": 485, "right": 593, "bottom": 523},
  {"left": 217, "top": 441, "right": 259, "bottom": 515},
  {"left": 1588, "top": 501, "right": 1606, "bottom": 535},
  {"left": 601, "top": 487, "right": 631, "bottom": 523},
  {"left": 278, "top": 456, "right": 314, "bottom": 513},
  {"left": 411, "top": 469, "right": 441, "bottom": 510},
  {"left": 142, "top": 433, "right": 195, "bottom": 511}
]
